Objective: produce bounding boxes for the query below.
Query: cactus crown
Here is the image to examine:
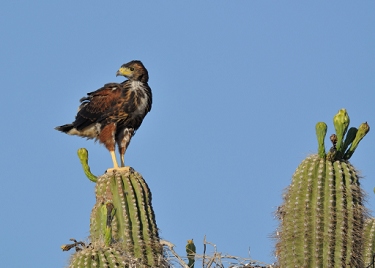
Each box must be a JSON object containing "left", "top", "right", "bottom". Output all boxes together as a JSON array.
[{"left": 316, "top": 108, "right": 370, "bottom": 161}]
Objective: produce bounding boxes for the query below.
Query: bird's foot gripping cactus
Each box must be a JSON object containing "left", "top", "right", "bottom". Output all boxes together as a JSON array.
[
  {"left": 275, "top": 109, "right": 370, "bottom": 268},
  {"left": 65, "top": 149, "right": 167, "bottom": 268}
]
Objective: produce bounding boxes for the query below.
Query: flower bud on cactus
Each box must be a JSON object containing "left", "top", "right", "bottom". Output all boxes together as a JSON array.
[
  {"left": 333, "top": 108, "right": 350, "bottom": 157},
  {"left": 344, "top": 122, "right": 370, "bottom": 160}
]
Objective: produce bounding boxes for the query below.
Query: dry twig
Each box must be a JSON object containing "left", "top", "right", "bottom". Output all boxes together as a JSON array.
[{"left": 161, "top": 236, "right": 274, "bottom": 268}]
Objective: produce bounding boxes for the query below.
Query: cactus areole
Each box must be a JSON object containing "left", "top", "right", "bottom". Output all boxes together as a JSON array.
[{"left": 276, "top": 109, "right": 370, "bottom": 267}]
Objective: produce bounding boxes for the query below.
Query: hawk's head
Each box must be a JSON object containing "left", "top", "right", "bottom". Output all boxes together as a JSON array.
[{"left": 116, "top": 60, "right": 149, "bottom": 83}]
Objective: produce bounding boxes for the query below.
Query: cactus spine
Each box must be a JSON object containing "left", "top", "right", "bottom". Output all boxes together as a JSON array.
[
  {"left": 67, "top": 149, "right": 165, "bottom": 268},
  {"left": 276, "top": 109, "right": 369, "bottom": 267}
]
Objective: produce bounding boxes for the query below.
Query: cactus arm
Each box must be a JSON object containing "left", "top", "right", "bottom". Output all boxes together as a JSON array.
[
  {"left": 315, "top": 122, "right": 327, "bottom": 158},
  {"left": 344, "top": 122, "right": 370, "bottom": 160},
  {"left": 77, "top": 148, "right": 97, "bottom": 182},
  {"left": 333, "top": 108, "right": 350, "bottom": 157}
]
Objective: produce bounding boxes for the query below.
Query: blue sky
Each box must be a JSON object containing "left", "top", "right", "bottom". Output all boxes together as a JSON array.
[{"left": 0, "top": 1, "right": 374, "bottom": 267}]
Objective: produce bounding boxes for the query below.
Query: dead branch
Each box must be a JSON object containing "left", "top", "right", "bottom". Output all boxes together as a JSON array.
[{"left": 160, "top": 236, "right": 275, "bottom": 268}]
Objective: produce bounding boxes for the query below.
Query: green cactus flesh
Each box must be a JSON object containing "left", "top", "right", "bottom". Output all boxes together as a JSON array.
[
  {"left": 69, "top": 244, "right": 152, "bottom": 268},
  {"left": 363, "top": 218, "right": 375, "bottom": 266},
  {"left": 89, "top": 170, "right": 162, "bottom": 267},
  {"left": 276, "top": 155, "right": 366, "bottom": 267},
  {"left": 315, "top": 122, "right": 327, "bottom": 158},
  {"left": 77, "top": 148, "right": 97, "bottom": 182}
]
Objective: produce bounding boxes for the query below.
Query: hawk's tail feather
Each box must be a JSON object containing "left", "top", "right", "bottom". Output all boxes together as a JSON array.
[{"left": 55, "top": 124, "right": 74, "bottom": 133}]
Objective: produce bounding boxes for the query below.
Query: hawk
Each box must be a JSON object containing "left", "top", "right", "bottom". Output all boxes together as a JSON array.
[{"left": 55, "top": 60, "right": 152, "bottom": 171}]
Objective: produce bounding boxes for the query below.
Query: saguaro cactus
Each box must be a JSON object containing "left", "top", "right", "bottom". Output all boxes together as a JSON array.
[
  {"left": 66, "top": 149, "right": 165, "bottom": 268},
  {"left": 90, "top": 170, "right": 162, "bottom": 265},
  {"left": 275, "top": 109, "right": 370, "bottom": 267}
]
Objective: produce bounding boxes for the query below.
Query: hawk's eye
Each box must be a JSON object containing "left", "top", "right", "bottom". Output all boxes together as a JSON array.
[{"left": 129, "top": 67, "right": 134, "bottom": 71}]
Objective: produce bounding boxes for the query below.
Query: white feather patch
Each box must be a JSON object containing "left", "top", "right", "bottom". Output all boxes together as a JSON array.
[
  {"left": 130, "top": 81, "right": 149, "bottom": 114},
  {"left": 67, "top": 123, "right": 101, "bottom": 139}
]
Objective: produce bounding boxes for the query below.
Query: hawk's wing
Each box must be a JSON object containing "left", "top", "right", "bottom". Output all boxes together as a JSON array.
[{"left": 73, "top": 83, "right": 125, "bottom": 130}]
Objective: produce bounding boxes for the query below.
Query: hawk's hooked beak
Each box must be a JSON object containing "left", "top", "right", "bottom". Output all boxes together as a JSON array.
[{"left": 116, "top": 67, "right": 132, "bottom": 77}]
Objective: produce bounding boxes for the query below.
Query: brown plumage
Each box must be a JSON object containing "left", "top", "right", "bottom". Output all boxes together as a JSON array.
[{"left": 55, "top": 60, "right": 152, "bottom": 169}]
